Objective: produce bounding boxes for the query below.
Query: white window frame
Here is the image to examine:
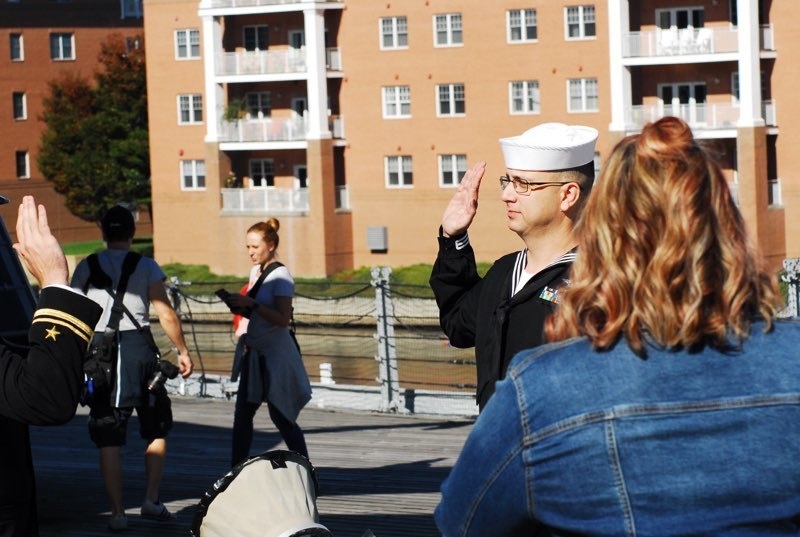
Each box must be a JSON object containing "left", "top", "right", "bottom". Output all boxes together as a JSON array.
[
  {"left": 382, "top": 86, "right": 411, "bottom": 119},
  {"left": 507, "top": 9, "right": 537, "bottom": 43},
  {"left": 288, "top": 29, "right": 305, "bottom": 49},
  {"left": 180, "top": 160, "right": 206, "bottom": 191},
  {"left": 245, "top": 92, "right": 272, "bottom": 120},
  {"left": 50, "top": 33, "right": 75, "bottom": 61},
  {"left": 294, "top": 165, "right": 308, "bottom": 189},
  {"left": 656, "top": 7, "right": 704, "bottom": 30},
  {"left": 175, "top": 29, "right": 200, "bottom": 60},
  {"left": 380, "top": 16, "right": 408, "bottom": 50},
  {"left": 249, "top": 159, "right": 275, "bottom": 188},
  {"left": 15, "top": 151, "right": 29, "bottom": 179},
  {"left": 436, "top": 83, "right": 465, "bottom": 117},
  {"left": 177, "top": 94, "right": 203, "bottom": 125},
  {"left": 433, "top": 13, "right": 463, "bottom": 47},
  {"left": 439, "top": 154, "right": 467, "bottom": 187},
  {"left": 120, "top": 0, "right": 142, "bottom": 19},
  {"left": 243, "top": 25, "right": 269, "bottom": 52},
  {"left": 567, "top": 78, "right": 598, "bottom": 112},
  {"left": 509, "top": 80, "right": 540, "bottom": 114},
  {"left": 10, "top": 33, "right": 23, "bottom": 61},
  {"left": 565, "top": 5, "right": 596, "bottom": 40},
  {"left": 385, "top": 155, "right": 413, "bottom": 188},
  {"left": 12, "top": 92, "right": 26, "bottom": 120}
]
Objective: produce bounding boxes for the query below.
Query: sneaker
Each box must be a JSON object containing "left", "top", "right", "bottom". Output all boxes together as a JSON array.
[
  {"left": 140, "top": 499, "right": 176, "bottom": 522},
  {"left": 108, "top": 514, "right": 128, "bottom": 531}
]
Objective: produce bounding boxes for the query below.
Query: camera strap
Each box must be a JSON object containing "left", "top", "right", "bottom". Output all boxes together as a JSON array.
[{"left": 247, "top": 261, "right": 283, "bottom": 298}]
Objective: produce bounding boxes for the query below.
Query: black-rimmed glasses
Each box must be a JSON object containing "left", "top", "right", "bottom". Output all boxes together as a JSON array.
[{"left": 499, "top": 175, "right": 573, "bottom": 195}]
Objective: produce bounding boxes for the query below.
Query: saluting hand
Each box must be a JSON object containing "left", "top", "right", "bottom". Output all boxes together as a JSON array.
[
  {"left": 441, "top": 161, "right": 486, "bottom": 238},
  {"left": 13, "top": 196, "right": 69, "bottom": 288}
]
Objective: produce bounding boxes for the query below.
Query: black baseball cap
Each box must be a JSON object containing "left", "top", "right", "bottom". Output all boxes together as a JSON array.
[{"left": 101, "top": 205, "right": 135, "bottom": 240}]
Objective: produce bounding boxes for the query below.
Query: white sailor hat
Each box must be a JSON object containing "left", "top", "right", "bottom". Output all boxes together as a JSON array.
[{"left": 499, "top": 122, "right": 599, "bottom": 171}]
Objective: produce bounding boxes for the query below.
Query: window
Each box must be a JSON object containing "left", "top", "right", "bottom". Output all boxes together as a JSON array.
[
  {"left": 382, "top": 86, "right": 411, "bottom": 118},
  {"left": 565, "top": 6, "right": 596, "bottom": 39},
  {"left": 244, "top": 26, "right": 269, "bottom": 51},
  {"left": 178, "top": 94, "right": 203, "bottom": 124},
  {"left": 10, "top": 33, "right": 23, "bottom": 61},
  {"left": 288, "top": 30, "right": 305, "bottom": 49},
  {"left": 294, "top": 165, "right": 308, "bottom": 189},
  {"left": 245, "top": 92, "right": 271, "bottom": 119},
  {"left": 380, "top": 16, "right": 408, "bottom": 49},
  {"left": 50, "top": 33, "right": 74, "bottom": 60},
  {"left": 439, "top": 154, "right": 467, "bottom": 187},
  {"left": 385, "top": 156, "right": 413, "bottom": 187},
  {"left": 120, "top": 0, "right": 142, "bottom": 19},
  {"left": 568, "top": 78, "right": 599, "bottom": 112},
  {"left": 181, "top": 160, "right": 205, "bottom": 190},
  {"left": 656, "top": 7, "right": 704, "bottom": 30},
  {"left": 437, "top": 84, "right": 465, "bottom": 116},
  {"left": 434, "top": 13, "right": 462, "bottom": 46},
  {"left": 508, "top": 9, "right": 537, "bottom": 42},
  {"left": 12, "top": 92, "right": 26, "bottom": 120},
  {"left": 16, "top": 151, "right": 29, "bottom": 179},
  {"left": 509, "top": 80, "right": 540, "bottom": 114},
  {"left": 249, "top": 159, "right": 274, "bottom": 188},
  {"left": 175, "top": 29, "right": 200, "bottom": 59},
  {"left": 659, "top": 82, "right": 707, "bottom": 123}
]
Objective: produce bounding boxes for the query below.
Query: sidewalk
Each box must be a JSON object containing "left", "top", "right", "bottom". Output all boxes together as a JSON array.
[{"left": 32, "top": 396, "right": 473, "bottom": 537}]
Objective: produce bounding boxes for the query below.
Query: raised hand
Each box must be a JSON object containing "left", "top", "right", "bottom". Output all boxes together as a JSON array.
[
  {"left": 441, "top": 161, "right": 486, "bottom": 237},
  {"left": 12, "top": 196, "right": 69, "bottom": 288}
]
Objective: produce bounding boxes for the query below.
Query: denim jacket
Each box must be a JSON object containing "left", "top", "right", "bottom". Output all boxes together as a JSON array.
[{"left": 436, "top": 320, "right": 800, "bottom": 536}]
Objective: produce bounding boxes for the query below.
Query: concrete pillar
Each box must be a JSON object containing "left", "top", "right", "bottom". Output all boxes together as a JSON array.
[{"left": 607, "top": 0, "right": 631, "bottom": 134}]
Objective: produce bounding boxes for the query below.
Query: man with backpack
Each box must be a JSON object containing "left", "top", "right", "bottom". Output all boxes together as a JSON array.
[{"left": 70, "top": 205, "right": 193, "bottom": 531}]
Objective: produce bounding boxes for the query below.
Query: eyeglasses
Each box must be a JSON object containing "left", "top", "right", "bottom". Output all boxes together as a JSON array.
[{"left": 499, "top": 175, "right": 573, "bottom": 195}]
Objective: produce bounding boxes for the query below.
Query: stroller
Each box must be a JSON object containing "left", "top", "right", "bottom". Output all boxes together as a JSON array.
[{"left": 192, "top": 450, "right": 332, "bottom": 537}]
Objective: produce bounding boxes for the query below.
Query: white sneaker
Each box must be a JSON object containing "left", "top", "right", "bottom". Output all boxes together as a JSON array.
[
  {"left": 140, "top": 499, "right": 176, "bottom": 522},
  {"left": 108, "top": 513, "right": 128, "bottom": 531}
]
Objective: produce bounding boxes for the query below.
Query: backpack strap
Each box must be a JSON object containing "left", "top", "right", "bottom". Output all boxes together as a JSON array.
[
  {"left": 247, "top": 261, "right": 284, "bottom": 299},
  {"left": 104, "top": 251, "right": 143, "bottom": 335}
]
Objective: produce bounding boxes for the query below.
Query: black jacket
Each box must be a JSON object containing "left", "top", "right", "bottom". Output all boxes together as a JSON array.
[
  {"left": 0, "top": 287, "right": 101, "bottom": 537},
  {"left": 430, "top": 233, "right": 573, "bottom": 411}
]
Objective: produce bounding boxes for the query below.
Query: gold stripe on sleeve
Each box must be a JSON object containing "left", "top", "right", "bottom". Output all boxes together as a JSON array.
[{"left": 33, "top": 308, "right": 95, "bottom": 342}]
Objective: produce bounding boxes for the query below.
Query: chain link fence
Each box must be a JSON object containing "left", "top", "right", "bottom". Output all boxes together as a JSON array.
[{"left": 152, "top": 267, "right": 479, "bottom": 417}]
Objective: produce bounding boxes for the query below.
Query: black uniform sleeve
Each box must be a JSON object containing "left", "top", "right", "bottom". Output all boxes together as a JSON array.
[
  {"left": 0, "top": 286, "right": 102, "bottom": 425},
  {"left": 429, "top": 228, "right": 483, "bottom": 348}
]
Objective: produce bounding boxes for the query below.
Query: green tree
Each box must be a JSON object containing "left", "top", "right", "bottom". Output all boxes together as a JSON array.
[{"left": 38, "top": 33, "right": 149, "bottom": 224}]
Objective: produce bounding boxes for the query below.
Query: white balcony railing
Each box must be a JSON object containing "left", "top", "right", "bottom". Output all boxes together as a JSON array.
[
  {"left": 622, "top": 25, "right": 774, "bottom": 58},
  {"left": 219, "top": 117, "right": 307, "bottom": 143},
  {"left": 221, "top": 187, "right": 309, "bottom": 214},
  {"left": 625, "top": 101, "right": 777, "bottom": 131},
  {"left": 218, "top": 49, "right": 305, "bottom": 76},
  {"left": 217, "top": 47, "right": 341, "bottom": 77},
  {"left": 202, "top": 0, "right": 341, "bottom": 9}
]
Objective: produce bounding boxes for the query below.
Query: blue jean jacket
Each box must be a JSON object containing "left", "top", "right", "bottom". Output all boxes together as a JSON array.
[{"left": 436, "top": 320, "right": 800, "bottom": 536}]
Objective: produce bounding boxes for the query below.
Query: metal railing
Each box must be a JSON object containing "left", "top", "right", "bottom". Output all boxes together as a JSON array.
[
  {"left": 216, "top": 47, "right": 342, "bottom": 77},
  {"left": 622, "top": 24, "right": 774, "bottom": 58},
  {"left": 221, "top": 187, "right": 309, "bottom": 213},
  {"left": 156, "top": 269, "right": 478, "bottom": 416},
  {"left": 624, "top": 101, "right": 777, "bottom": 131},
  {"left": 219, "top": 116, "right": 307, "bottom": 143}
]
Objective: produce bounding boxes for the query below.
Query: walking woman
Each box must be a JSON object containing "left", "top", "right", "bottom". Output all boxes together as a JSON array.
[{"left": 222, "top": 218, "right": 311, "bottom": 466}]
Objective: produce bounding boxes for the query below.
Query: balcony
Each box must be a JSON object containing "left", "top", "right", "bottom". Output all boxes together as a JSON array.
[
  {"left": 216, "top": 47, "right": 342, "bottom": 78},
  {"left": 624, "top": 101, "right": 777, "bottom": 133},
  {"left": 221, "top": 187, "right": 309, "bottom": 214},
  {"left": 335, "top": 185, "right": 349, "bottom": 210},
  {"left": 201, "top": 0, "right": 341, "bottom": 9},
  {"left": 218, "top": 115, "right": 344, "bottom": 143},
  {"left": 621, "top": 25, "right": 775, "bottom": 60}
]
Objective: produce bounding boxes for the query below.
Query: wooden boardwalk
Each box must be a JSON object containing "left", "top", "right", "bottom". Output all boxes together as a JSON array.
[{"left": 32, "top": 396, "right": 473, "bottom": 537}]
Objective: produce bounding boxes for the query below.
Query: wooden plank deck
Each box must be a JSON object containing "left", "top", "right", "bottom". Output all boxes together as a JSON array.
[{"left": 32, "top": 396, "right": 473, "bottom": 537}]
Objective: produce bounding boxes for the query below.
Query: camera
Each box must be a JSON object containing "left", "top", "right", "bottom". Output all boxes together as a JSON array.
[{"left": 146, "top": 360, "right": 180, "bottom": 393}]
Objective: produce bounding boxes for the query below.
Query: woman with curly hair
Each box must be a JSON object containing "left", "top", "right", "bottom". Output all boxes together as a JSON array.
[{"left": 436, "top": 117, "right": 800, "bottom": 536}]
